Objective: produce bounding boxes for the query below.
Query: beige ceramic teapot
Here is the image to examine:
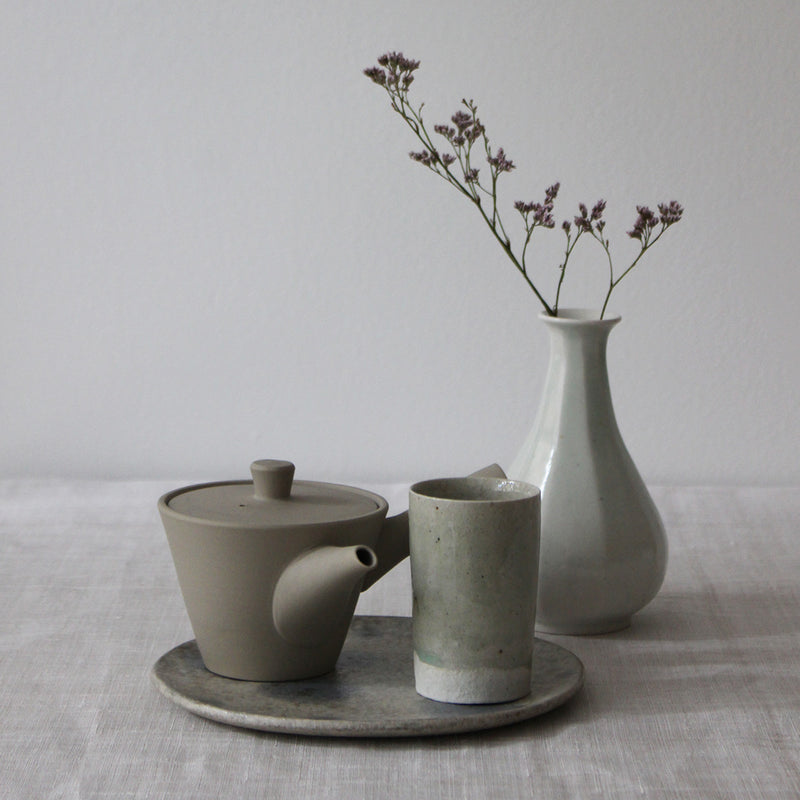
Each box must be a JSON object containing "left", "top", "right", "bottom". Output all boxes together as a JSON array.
[{"left": 159, "top": 459, "right": 504, "bottom": 681}]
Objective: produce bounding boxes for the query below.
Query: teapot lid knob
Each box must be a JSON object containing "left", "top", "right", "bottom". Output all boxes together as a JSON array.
[{"left": 251, "top": 460, "right": 295, "bottom": 500}]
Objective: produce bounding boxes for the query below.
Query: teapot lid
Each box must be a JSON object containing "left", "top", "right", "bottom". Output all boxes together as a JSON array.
[{"left": 162, "top": 460, "right": 385, "bottom": 527}]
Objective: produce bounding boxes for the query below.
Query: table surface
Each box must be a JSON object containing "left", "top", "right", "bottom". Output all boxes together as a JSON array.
[{"left": 2, "top": 480, "right": 799, "bottom": 799}]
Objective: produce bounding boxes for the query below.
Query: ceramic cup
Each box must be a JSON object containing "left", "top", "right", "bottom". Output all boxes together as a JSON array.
[{"left": 409, "top": 476, "right": 541, "bottom": 704}]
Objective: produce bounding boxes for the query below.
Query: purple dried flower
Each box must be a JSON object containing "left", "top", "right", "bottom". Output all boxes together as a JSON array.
[
  {"left": 516, "top": 186, "right": 559, "bottom": 229},
  {"left": 366, "top": 53, "right": 420, "bottom": 95},
  {"left": 533, "top": 204, "right": 555, "bottom": 228},
  {"left": 658, "top": 201, "right": 684, "bottom": 226},
  {"left": 562, "top": 220, "right": 572, "bottom": 234},
  {"left": 410, "top": 148, "right": 448, "bottom": 168},
  {"left": 363, "top": 67, "right": 387, "bottom": 86},
  {"left": 591, "top": 199, "right": 606, "bottom": 221},
  {"left": 464, "top": 168, "right": 480, "bottom": 183},
  {"left": 409, "top": 150, "right": 433, "bottom": 167},
  {"left": 447, "top": 104, "right": 485, "bottom": 145},
  {"left": 435, "top": 124, "right": 456, "bottom": 141},
  {"left": 451, "top": 110, "right": 473, "bottom": 132},
  {"left": 377, "top": 52, "right": 420, "bottom": 73},
  {"left": 487, "top": 147, "right": 515, "bottom": 173},
  {"left": 573, "top": 202, "right": 593, "bottom": 232},
  {"left": 628, "top": 205, "right": 660, "bottom": 240},
  {"left": 465, "top": 121, "right": 484, "bottom": 142}
]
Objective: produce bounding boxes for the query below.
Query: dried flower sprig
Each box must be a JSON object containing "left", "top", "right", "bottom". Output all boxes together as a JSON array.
[{"left": 364, "top": 53, "right": 683, "bottom": 318}]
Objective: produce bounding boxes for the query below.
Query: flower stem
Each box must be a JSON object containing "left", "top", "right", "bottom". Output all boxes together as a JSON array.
[
  {"left": 554, "top": 229, "right": 581, "bottom": 315},
  {"left": 386, "top": 87, "right": 553, "bottom": 315},
  {"left": 364, "top": 55, "right": 682, "bottom": 320},
  {"left": 600, "top": 225, "right": 666, "bottom": 317}
]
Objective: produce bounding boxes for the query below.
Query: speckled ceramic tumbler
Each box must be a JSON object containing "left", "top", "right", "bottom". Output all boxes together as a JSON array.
[{"left": 409, "top": 476, "right": 540, "bottom": 704}]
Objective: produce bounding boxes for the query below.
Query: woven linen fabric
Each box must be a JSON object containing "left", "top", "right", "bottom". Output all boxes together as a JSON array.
[{"left": 1, "top": 481, "right": 799, "bottom": 799}]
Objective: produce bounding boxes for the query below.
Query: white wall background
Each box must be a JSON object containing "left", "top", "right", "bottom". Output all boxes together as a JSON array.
[{"left": 2, "top": 0, "right": 798, "bottom": 485}]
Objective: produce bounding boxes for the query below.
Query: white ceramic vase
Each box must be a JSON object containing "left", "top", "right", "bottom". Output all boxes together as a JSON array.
[{"left": 509, "top": 309, "right": 667, "bottom": 634}]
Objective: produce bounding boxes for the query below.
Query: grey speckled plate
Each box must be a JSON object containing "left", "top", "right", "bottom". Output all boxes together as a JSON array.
[{"left": 151, "top": 615, "right": 584, "bottom": 738}]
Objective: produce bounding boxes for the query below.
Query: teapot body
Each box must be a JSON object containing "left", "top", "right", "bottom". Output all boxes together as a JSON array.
[{"left": 159, "top": 477, "right": 387, "bottom": 681}]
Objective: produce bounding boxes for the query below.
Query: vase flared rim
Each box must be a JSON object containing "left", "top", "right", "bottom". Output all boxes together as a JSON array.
[{"left": 539, "top": 308, "right": 621, "bottom": 326}]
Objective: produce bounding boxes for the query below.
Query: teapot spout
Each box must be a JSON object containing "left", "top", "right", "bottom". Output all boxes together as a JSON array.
[
  {"left": 273, "top": 545, "right": 377, "bottom": 646},
  {"left": 360, "top": 463, "right": 508, "bottom": 591},
  {"left": 361, "top": 511, "right": 410, "bottom": 591}
]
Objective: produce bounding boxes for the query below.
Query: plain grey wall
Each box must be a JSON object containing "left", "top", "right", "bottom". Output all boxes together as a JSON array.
[{"left": 2, "top": 1, "right": 798, "bottom": 485}]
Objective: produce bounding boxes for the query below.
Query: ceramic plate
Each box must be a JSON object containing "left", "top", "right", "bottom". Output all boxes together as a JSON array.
[{"left": 151, "top": 615, "right": 584, "bottom": 738}]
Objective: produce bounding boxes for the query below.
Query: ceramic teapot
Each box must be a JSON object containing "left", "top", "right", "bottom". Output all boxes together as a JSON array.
[{"left": 159, "top": 459, "right": 504, "bottom": 681}]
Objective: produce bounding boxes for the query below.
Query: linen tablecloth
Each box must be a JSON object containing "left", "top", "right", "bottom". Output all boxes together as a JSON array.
[{"left": 1, "top": 480, "right": 798, "bottom": 799}]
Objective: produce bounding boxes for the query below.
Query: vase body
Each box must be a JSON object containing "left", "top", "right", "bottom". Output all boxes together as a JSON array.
[{"left": 509, "top": 309, "right": 667, "bottom": 634}]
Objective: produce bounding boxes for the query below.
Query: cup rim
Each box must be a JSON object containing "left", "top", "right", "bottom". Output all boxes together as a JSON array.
[{"left": 409, "top": 476, "right": 540, "bottom": 504}]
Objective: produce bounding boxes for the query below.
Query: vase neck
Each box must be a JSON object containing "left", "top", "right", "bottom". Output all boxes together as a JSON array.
[
  {"left": 541, "top": 317, "right": 617, "bottom": 422},
  {"left": 546, "top": 318, "right": 614, "bottom": 361}
]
